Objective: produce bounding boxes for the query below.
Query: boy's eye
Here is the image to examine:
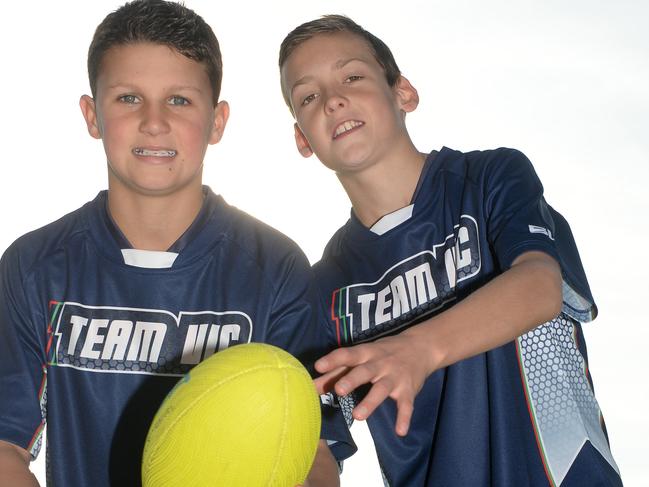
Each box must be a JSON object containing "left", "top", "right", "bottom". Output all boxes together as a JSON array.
[
  {"left": 301, "top": 93, "right": 318, "bottom": 106},
  {"left": 168, "top": 95, "right": 190, "bottom": 106},
  {"left": 345, "top": 75, "right": 363, "bottom": 83},
  {"left": 118, "top": 94, "right": 139, "bottom": 104}
]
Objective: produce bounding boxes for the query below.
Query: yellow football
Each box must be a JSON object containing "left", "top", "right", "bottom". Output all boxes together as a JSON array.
[{"left": 142, "top": 342, "right": 321, "bottom": 487}]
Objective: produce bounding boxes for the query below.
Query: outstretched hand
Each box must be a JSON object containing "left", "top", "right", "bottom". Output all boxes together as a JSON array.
[{"left": 313, "top": 330, "right": 435, "bottom": 436}]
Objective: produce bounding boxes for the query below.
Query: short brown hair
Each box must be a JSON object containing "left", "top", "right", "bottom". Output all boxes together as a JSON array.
[
  {"left": 279, "top": 15, "right": 401, "bottom": 109},
  {"left": 88, "top": 0, "right": 223, "bottom": 105}
]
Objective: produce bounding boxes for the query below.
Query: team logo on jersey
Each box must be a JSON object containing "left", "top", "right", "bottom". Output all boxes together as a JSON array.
[
  {"left": 331, "top": 215, "right": 481, "bottom": 345},
  {"left": 528, "top": 224, "right": 554, "bottom": 240},
  {"left": 46, "top": 301, "right": 252, "bottom": 376}
]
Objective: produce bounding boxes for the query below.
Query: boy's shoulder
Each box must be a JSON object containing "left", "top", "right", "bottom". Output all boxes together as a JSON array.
[
  {"left": 437, "top": 146, "right": 533, "bottom": 178},
  {"left": 1, "top": 194, "right": 98, "bottom": 274},
  {"left": 213, "top": 194, "right": 306, "bottom": 257},
  {"left": 202, "top": 189, "right": 312, "bottom": 276},
  {"left": 428, "top": 146, "right": 542, "bottom": 213},
  {"left": 316, "top": 147, "right": 535, "bottom": 256}
]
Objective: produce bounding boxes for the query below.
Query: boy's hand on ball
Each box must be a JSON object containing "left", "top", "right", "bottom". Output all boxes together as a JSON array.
[{"left": 315, "top": 331, "right": 434, "bottom": 436}]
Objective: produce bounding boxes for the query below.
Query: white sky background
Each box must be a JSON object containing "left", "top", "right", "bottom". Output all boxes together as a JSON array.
[{"left": 1, "top": 0, "right": 647, "bottom": 485}]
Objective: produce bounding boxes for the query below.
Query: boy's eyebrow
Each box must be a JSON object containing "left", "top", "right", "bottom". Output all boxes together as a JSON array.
[
  {"left": 104, "top": 83, "right": 206, "bottom": 94},
  {"left": 289, "top": 57, "right": 370, "bottom": 95},
  {"left": 333, "top": 57, "right": 369, "bottom": 69},
  {"left": 290, "top": 77, "right": 314, "bottom": 95}
]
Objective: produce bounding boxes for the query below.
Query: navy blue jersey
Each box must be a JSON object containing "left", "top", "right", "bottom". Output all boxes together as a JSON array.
[
  {"left": 0, "top": 187, "right": 354, "bottom": 486},
  {"left": 314, "top": 148, "right": 621, "bottom": 486}
]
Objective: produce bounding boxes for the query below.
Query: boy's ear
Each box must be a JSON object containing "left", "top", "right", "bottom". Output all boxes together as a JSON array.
[
  {"left": 294, "top": 123, "right": 313, "bottom": 158},
  {"left": 394, "top": 76, "right": 419, "bottom": 113},
  {"left": 209, "top": 100, "right": 230, "bottom": 145},
  {"left": 79, "top": 95, "right": 102, "bottom": 139}
]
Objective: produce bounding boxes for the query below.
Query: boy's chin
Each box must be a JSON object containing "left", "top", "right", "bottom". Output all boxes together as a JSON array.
[{"left": 325, "top": 155, "right": 377, "bottom": 176}]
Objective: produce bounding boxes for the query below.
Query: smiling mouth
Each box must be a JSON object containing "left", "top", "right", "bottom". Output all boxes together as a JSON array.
[
  {"left": 333, "top": 120, "right": 364, "bottom": 139},
  {"left": 133, "top": 148, "right": 177, "bottom": 157}
]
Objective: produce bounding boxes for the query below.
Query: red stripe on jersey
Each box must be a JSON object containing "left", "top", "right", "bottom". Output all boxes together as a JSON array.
[{"left": 331, "top": 288, "right": 341, "bottom": 346}]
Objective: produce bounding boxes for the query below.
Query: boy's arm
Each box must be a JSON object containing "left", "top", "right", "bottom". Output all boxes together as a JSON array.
[
  {"left": 302, "top": 440, "right": 340, "bottom": 487},
  {"left": 0, "top": 440, "right": 39, "bottom": 487},
  {"left": 314, "top": 250, "right": 562, "bottom": 436}
]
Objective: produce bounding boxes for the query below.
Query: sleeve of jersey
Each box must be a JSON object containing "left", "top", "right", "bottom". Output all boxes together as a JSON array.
[
  {"left": 264, "top": 250, "right": 357, "bottom": 462},
  {"left": 0, "top": 243, "right": 48, "bottom": 459},
  {"left": 485, "top": 149, "right": 597, "bottom": 322}
]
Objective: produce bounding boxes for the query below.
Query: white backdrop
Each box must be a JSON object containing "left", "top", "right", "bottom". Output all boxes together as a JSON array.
[{"left": 1, "top": 1, "right": 647, "bottom": 485}]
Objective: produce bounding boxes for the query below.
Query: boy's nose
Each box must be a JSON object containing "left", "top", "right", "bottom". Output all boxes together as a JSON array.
[
  {"left": 325, "top": 93, "right": 347, "bottom": 113},
  {"left": 139, "top": 104, "right": 171, "bottom": 135}
]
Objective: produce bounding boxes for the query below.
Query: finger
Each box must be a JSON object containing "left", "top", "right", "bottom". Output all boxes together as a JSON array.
[
  {"left": 352, "top": 379, "right": 393, "bottom": 421},
  {"left": 333, "top": 361, "right": 380, "bottom": 396},
  {"left": 314, "top": 346, "right": 359, "bottom": 373},
  {"left": 394, "top": 398, "right": 414, "bottom": 437},
  {"left": 313, "top": 366, "right": 348, "bottom": 394},
  {"left": 316, "top": 342, "right": 380, "bottom": 373}
]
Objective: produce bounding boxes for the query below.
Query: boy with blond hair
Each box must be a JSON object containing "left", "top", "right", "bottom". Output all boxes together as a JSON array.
[
  {"left": 0, "top": 2, "right": 354, "bottom": 486},
  {"left": 280, "top": 14, "right": 621, "bottom": 487}
]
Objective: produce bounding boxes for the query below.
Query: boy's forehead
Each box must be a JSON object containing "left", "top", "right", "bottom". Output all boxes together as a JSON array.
[
  {"left": 100, "top": 42, "right": 194, "bottom": 71},
  {"left": 97, "top": 42, "right": 211, "bottom": 91},
  {"left": 282, "top": 32, "right": 377, "bottom": 86},
  {"left": 288, "top": 31, "right": 374, "bottom": 66}
]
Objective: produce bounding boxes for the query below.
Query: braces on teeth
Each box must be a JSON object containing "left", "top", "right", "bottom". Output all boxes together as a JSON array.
[{"left": 133, "top": 148, "right": 177, "bottom": 157}]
